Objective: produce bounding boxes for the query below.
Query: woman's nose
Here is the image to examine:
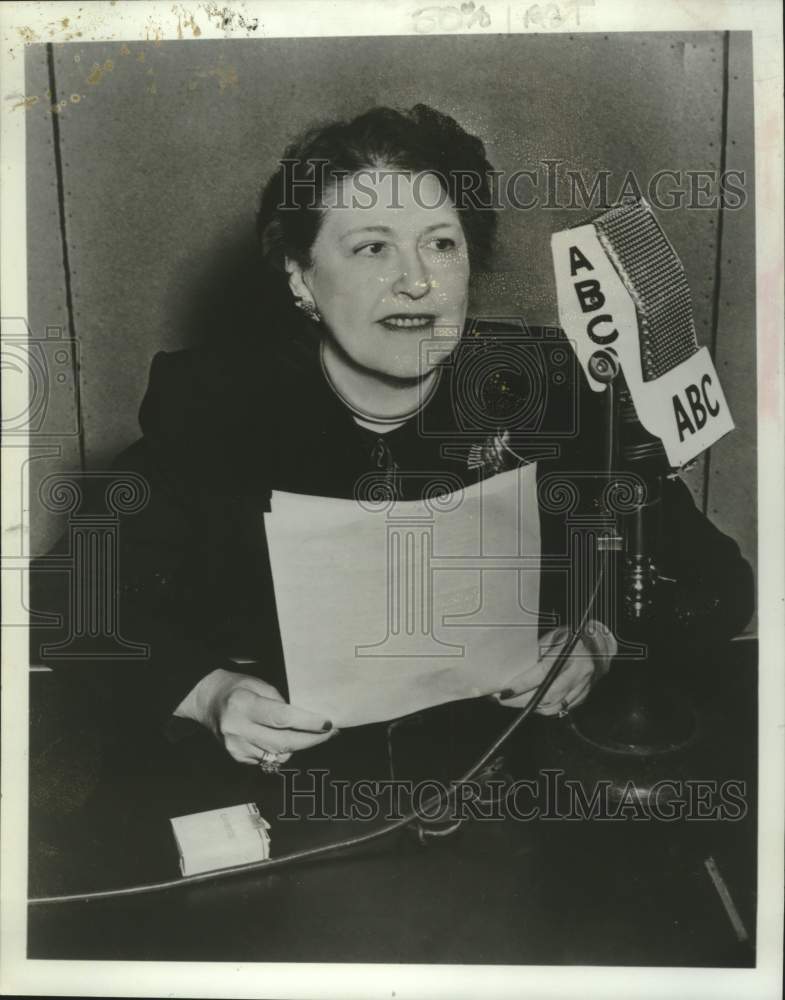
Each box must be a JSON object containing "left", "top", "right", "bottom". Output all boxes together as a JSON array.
[{"left": 391, "top": 248, "right": 431, "bottom": 299}]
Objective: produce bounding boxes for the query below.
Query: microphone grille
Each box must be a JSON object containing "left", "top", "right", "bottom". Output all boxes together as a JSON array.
[{"left": 593, "top": 200, "right": 698, "bottom": 381}]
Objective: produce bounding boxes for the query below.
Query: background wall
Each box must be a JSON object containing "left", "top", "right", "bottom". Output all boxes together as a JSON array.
[{"left": 25, "top": 31, "right": 756, "bottom": 614}]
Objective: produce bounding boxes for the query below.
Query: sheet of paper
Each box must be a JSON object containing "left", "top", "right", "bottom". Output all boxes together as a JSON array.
[{"left": 264, "top": 465, "right": 541, "bottom": 727}]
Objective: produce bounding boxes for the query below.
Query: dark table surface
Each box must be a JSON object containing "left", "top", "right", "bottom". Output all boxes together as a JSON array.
[{"left": 27, "top": 639, "right": 757, "bottom": 965}]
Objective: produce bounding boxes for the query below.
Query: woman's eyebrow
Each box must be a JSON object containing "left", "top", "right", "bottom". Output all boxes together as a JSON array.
[
  {"left": 340, "top": 225, "right": 394, "bottom": 241},
  {"left": 421, "top": 222, "right": 457, "bottom": 233}
]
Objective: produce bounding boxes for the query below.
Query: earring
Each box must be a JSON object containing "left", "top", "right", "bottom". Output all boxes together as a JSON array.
[{"left": 294, "top": 296, "right": 322, "bottom": 323}]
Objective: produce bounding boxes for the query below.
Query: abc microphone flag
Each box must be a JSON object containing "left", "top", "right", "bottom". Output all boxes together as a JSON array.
[{"left": 551, "top": 198, "right": 734, "bottom": 468}]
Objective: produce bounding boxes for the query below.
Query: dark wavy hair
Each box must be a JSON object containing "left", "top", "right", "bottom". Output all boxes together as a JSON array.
[{"left": 257, "top": 104, "right": 499, "bottom": 286}]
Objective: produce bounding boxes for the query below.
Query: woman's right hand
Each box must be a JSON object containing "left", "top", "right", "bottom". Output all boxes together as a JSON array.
[{"left": 174, "top": 668, "right": 337, "bottom": 765}]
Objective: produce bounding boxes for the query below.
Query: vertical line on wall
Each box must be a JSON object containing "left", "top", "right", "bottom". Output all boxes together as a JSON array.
[
  {"left": 702, "top": 30, "right": 731, "bottom": 516},
  {"left": 46, "top": 42, "right": 86, "bottom": 471}
]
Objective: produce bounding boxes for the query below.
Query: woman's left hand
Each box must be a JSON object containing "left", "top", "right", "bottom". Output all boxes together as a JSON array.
[{"left": 494, "top": 621, "right": 616, "bottom": 716}]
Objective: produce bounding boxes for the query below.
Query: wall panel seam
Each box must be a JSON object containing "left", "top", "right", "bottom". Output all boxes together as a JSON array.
[
  {"left": 45, "top": 42, "right": 85, "bottom": 472},
  {"left": 702, "top": 29, "right": 732, "bottom": 516}
]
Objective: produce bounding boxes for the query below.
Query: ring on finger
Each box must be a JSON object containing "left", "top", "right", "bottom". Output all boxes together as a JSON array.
[
  {"left": 557, "top": 697, "right": 571, "bottom": 719},
  {"left": 258, "top": 748, "right": 285, "bottom": 774}
]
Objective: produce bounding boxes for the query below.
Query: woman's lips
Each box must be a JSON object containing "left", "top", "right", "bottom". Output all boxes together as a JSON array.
[{"left": 378, "top": 314, "right": 436, "bottom": 330}]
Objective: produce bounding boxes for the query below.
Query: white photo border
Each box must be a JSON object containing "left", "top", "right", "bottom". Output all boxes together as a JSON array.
[{"left": 1, "top": 1, "right": 783, "bottom": 997}]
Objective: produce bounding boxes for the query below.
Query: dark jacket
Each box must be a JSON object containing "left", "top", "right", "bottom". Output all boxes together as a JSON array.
[{"left": 30, "top": 318, "right": 755, "bottom": 738}]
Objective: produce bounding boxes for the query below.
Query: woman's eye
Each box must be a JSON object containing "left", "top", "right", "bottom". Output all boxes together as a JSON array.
[
  {"left": 354, "top": 242, "right": 387, "bottom": 256},
  {"left": 427, "top": 237, "right": 457, "bottom": 252}
]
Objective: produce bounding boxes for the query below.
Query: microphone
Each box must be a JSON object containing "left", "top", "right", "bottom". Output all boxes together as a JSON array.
[
  {"left": 552, "top": 197, "right": 737, "bottom": 626},
  {"left": 547, "top": 199, "right": 737, "bottom": 759},
  {"left": 550, "top": 197, "right": 734, "bottom": 469}
]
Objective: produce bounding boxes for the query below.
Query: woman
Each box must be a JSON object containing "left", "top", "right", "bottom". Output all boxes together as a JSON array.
[{"left": 32, "top": 105, "right": 754, "bottom": 773}]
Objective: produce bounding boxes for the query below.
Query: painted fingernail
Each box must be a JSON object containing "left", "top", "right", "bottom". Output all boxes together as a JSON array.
[
  {"left": 499, "top": 689, "right": 515, "bottom": 700},
  {"left": 321, "top": 721, "right": 333, "bottom": 732}
]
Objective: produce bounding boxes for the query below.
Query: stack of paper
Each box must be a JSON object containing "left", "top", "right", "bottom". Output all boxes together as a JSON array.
[{"left": 264, "top": 465, "right": 541, "bottom": 727}]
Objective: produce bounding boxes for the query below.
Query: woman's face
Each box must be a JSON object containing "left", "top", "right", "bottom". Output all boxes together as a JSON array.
[{"left": 288, "top": 170, "right": 470, "bottom": 380}]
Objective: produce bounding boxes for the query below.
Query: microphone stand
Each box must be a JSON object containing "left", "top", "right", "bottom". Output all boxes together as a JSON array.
[{"left": 566, "top": 351, "right": 697, "bottom": 763}]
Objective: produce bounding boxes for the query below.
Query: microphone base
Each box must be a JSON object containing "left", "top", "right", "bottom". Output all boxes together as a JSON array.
[
  {"left": 521, "top": 657, "right": 704, "bottom": 812},
  {"left": 568, "top": 657, "right": 697, "bottom": 757}
]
